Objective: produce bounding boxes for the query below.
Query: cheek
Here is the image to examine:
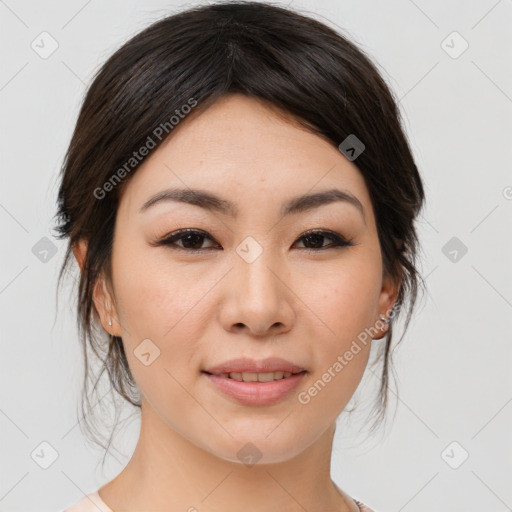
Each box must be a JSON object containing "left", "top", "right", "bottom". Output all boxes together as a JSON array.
[
  {"left": 304, "top": 252, "right": 382, "bottom": 341},
  {"left": 296, "top": 253, "right": 382, "bottom": 406},
  {"left": 111, "top": 254, "right": 207, "bottom": 416},
  {"left": 111, "top": 246, "right": 228, "bottom": 397},
  {"left": 112, "top": 246, "right": 210, "bottom": 336}
]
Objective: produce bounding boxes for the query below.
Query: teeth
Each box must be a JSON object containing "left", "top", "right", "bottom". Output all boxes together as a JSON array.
[
  {"left": 218, "top": 371, "right": 298, "bottom": 381},
  {"left": 257, "top": 372, "right": 275, "bottom": 382}
]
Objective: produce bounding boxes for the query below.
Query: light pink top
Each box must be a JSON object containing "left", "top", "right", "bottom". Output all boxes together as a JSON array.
[{"left": 61, "top": 490, "right": 376, "bottom": 511}]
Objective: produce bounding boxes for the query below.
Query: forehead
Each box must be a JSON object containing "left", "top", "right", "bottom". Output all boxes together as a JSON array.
[{"left": 117, "top": 93, "right": 374, "bottom": 223}]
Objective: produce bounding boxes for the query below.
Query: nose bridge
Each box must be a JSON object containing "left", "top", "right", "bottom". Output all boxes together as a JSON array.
[
  {"left": 219, "top": 234, "right": 294, "bottom": 335},
  {"left": 234, "top": 235, "right": 282, "bottom": 306}
]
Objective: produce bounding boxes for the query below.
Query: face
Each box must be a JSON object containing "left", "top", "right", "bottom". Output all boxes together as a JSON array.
[{"left": 82, "top": 93, "right": 397, "bottom": 464}]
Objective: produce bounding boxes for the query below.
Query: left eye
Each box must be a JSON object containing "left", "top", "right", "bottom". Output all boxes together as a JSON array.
[
  {"left": 294, "top": 230, "right": 354, "bottom": 250},
  {"left": 155, "top": 229, "right": 354, "bottom": 251}
]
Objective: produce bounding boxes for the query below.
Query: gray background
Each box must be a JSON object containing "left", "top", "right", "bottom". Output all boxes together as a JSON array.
[{"left": 1, "top": 1, "right": 511, "bottom": 511}]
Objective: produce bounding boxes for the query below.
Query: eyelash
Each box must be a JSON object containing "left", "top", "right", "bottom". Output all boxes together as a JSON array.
[{"left": 154, "top": 228, "right": 355, "bottom": 253}]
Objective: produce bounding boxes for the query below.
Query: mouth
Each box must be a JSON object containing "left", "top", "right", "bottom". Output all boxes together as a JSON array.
[
  {"left": 202, "top": 357, "right": 307, "bottom": 377},
  {"left": 201, "top": 369, "right": 306, "bottom": 382},
  {"left": 201, "top": 357, "right": 308, "bottom": 405},
  {"left": 201, "top": 359, "right": 308, "bottom": 406}
]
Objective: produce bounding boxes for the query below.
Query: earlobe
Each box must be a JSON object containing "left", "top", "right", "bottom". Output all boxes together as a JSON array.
[
  {"left": 93, "top": 276, "right": 120, "bottom": 336},
  {"left": 74, "top": 239, "right": 121, "bottom": 336}
]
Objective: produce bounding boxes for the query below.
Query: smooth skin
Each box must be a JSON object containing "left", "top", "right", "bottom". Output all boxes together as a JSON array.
[{"left": 73, "top": 93, "right": 399, "bottom": 512}]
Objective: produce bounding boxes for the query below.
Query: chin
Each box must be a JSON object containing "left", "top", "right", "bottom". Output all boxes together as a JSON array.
[{"left": 198, "top": 426, "right": 314, "bottom": 466}]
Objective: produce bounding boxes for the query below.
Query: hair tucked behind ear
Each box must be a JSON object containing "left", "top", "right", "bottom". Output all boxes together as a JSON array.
[{"left": 53, "top": 0, "right": 425, "bottom": 462}]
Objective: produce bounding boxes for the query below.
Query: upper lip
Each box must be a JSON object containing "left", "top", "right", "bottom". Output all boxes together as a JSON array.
[{"left": 203, "top": 357, "right": 306, "bottom": 375}]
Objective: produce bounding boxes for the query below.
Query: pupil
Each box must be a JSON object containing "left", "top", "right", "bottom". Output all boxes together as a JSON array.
[
  {"left": 183, "top": 234, "right": 203, "bottom": 249},
  {"left": 305, "top": 234, "right": 323, "bottom": 248}
]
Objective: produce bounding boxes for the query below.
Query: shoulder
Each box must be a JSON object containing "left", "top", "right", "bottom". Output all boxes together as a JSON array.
[{"left": 59, "top": 491, "right": 113, "bottom": 512}]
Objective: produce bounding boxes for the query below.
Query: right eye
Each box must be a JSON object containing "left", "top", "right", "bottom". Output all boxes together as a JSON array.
[{"left": 155, "top": 229, "right": 220, "bottom": 251}]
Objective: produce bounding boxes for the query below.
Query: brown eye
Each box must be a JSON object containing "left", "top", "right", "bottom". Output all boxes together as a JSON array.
[
  {"left": 294, "top": 230, "right": 354, "bottom": 250},
  {"left": 155, "top": 228, "right": 354, "bottom": 252},
  {"left": 157, "top": 229, "right": 219, "bottom": 251}
]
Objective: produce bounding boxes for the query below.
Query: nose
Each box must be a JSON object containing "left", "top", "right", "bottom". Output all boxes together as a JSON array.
[{"left": 217, "top": 249, "right": 295, "bottom": 338}]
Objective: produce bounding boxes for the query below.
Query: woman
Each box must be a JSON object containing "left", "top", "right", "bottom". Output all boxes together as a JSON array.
[{"left": 54, "top": 1, "right": 425, "bottom": 511}]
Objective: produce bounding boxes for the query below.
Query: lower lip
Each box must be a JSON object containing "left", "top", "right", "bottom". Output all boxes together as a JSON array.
[{"left": 202, "top": 371, "right": 307, "bottom": 406}]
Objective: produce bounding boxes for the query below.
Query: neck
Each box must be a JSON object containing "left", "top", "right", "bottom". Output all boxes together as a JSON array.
[{"left": 99, "top": 400, "right": 357, "bottom": 512}]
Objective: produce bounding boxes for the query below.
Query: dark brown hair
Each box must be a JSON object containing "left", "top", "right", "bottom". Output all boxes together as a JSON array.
[{"left": 53, "top": 0, "right": 426, "bottom": 459}]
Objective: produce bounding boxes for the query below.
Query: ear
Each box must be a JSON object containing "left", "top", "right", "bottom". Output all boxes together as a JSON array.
[
  {"left": 72, "top": 238, "right": 87, "bottom": 272},
  {"left": 374, "top": 269, "right": 401, "bottom": 340},
  {"left": 72, "top": 239, "right": 122, "bottom": 337}
]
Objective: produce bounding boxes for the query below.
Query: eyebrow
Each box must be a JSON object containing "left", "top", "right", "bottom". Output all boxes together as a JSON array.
[{"left": 139, "top": 187, "right": 365, "bottom": 222}]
